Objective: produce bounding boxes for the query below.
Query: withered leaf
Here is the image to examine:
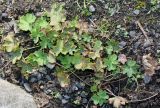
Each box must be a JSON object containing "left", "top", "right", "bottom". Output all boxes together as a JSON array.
[
  {"left": 142, "top": 54, "right": 158, "bottom": 76},
  {"left": 77, "top": 21, "right": 88, "bottom": 34},
  {"left": 109, "top": 96, "right": 128, "bottom": 108}
]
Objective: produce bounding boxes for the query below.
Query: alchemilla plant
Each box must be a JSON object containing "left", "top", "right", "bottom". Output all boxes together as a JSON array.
[{"left": 1, "top": 3, "right": 142, "bottom": 106}]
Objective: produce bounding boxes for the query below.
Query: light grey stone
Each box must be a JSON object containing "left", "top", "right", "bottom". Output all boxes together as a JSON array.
[{"left": 0, "top": 79, "right": 37, "bottom": 108}]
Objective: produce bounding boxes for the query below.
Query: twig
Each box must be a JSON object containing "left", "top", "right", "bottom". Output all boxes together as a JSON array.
[
  {"left": 76, "top": 0, "right": 82, "bottom": 9},
  {"left": 89, "top": 18, "right": 97, "bottom": 27},
  {"left": 135, "top": 20, "right": 149, "bottom": 40},
  {"left": 128, "top": 92, "right": 158, "bottom": 103},
  {"left": 85, "top": 98, "right": 91, "bottom": 108},
  {"left": 84, "top": 0, "right": 86, "bottom": 8},
  {"left": 23, "top": 46, "right": 40, "bottom": 51},
  {"left": 106, "top": 88, "right": 117, "bottom": 97}
]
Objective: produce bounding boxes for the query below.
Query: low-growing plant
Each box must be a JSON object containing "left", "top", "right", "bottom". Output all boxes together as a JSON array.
[{"left": 0, "top": 2, "right": 142, "bottom": 106}]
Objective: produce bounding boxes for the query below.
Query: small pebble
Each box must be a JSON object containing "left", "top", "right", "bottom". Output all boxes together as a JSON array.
[
  {"left": 89, "top": 5, "right": 95, "bottom": 12},
  {"left": 46, "top": 63, "right": 55, "bottom": 69},
  {"left": 62, "top": 99, "right": 68, "bottom": 104},
  {"left": 39, "top": 67, "right": 47, "bottom": 74},
  {"left": 63, "top": 95, "right": 70, "bottom": 100},
  {"left": 37, "top": 73, "right": 43, "bottom": 80},
  {"left": 46, "top": 75, "right": 52, "bottom": 81},
  {"left": 72, "top": 85, "right": 78, "bottom": 91},
  {"left": 129, "top": 31, "right": 136, "bottom": 37},
  {"left": 119, "top": 41, "right": 127, "bottom": 48},
  {"left": 29, "top": 77, "right": 37, "bottom": 83},
  {"left": 82, "top": 98, "right": 88, "bottom": 104},
  {"left": 23, "top": 83, "right": 32, "bottom": 92},
  {"left": 2, "top": 13, "right": 8, "bottom": 17},
  {"left": 133, "top": 9, "right": 140, "bottom": 15}
]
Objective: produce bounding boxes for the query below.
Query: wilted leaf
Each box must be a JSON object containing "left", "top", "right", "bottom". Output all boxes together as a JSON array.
[
  {"left": 62, "top": 41, "right": 77, "bottom": 55},
  {"left": 56, "top": 68, "right": 70, "bottom": 87},
  {"left": 52, "top": 40, "right": 64, "bottom": 56},
  {"left": 118, "top": 54, "right": 127, "bottom": 64},
  {"left": 77, "top": 21, "right": 88, "bottom": 34},
  {"left": 11, "top": 48, "right": 23, "bottom": 64},
  {"left": 88, "top": 51, "right": 101, "bottom": 60},
  {"left": 47, "top": 51, "right": 56, "bottom": 63},
  {"left": 109, "top": 96, "right": 128, "bottom": 108},
  {"left": 95, "top": 58, "right": 105, "bottom": 72},
  {"left": 47, "top": 3, "right": 66, "bottom": 31},
  {"left": 2, "top": 32, "right": 19, "bottom": 52},
  {"left": 142, "top": 54, "right": 158, "bottom": 76}
]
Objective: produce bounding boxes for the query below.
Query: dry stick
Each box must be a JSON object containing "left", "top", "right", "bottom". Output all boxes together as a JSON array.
[
  {"left": 135, "top": 21, "right": 149, "bottom": 40},
  {"left": 128, "top": 92, "right": 158, "bottom": 103}
]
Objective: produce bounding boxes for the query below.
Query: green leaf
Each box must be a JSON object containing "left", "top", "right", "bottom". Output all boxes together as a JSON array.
[
  {"left": 34, "top": 17, "right": 48, "bottom": 29},
  {"left": 34, "top": 51, "right": 48, "bottom": 66},
  {"left": 91, "top": 90, "right": 108, "bottom": 106},
  {"left": 40, "top": 36, "right": 52, "bottom": 49},
  {"left": 123, "top": 60, "right": 139, "bottom": 78},
  {"left": 82, "top": 34, "right": 92, "bottom": 42},
  {"left": 105, "top": 45, "right": 113, "bottom": 55},
  {"left": 107, "top": 39, "right": 119, "bottom": 53},
  {"left": 18, "top": 13, "right": 36, "bottom": 31},
  {"left": 90, "top": 85, "right": 98, "bottom": 92},
  {"left": 93, "top": 40, "right": 103, "bottom": 51},
  {"left": 31, "top": 28, "right": 44, "bottom": 43},
  {"left": 104, "top": 54, "right": 118, "bottom": 71},
  {"left": 91, "top": 94, "right": 100, "bottom": 105},
  {"left": 58, "top": 55, "right": 72, "bottom": 69}
]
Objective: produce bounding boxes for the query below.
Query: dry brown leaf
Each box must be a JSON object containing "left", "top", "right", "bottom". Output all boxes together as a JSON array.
[
  {"left": 77, "top": 21, "right": 88, "bottom": 34},
  {"left": 34, "top": 92, "right": 51, "bottom": 108},
  {"left": 142, "top": 53, "right": 158, "bottom": 76},
  {"left": 108, "top": 96, "right": 128, "bottom": 108}
]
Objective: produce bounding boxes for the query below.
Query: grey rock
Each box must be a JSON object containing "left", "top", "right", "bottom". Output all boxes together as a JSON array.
[
  {"left": 0, "top": 79, "right": 37, "bottom": 108},
  {"left": 143, "top": 39, "right": 153, "bottom": 48},
  {"left": 23, "top": 83, "right": 32, "bottom": 92},
  {"left": 89, "top": 5, "right": 95, "bottom": 12},
  {"left": 72, "top": 85, "right": 78, "bottom": 91},
  {"left": 62, "top": 99, "right": 68, "bottom": 104},
  {"left": 119, "top": 41, "right": 127, "bottom": 48},
  {"left": 46, "top": 75, "right": 51, "bottom": 81},
  {"left": 39, "top": 67, "right": 47, "bottom": 74},
  {"left": 133, "top": 9, "right": 140, "bottom": 15},
  {"left": 46, "top": 63, "right": 55, "bottom": 69},
  {"left": 63, "top": 95, "right": 70, "bottom": 100},
  {"left": 29, "top": 77, "right": 37, "bottom": 83},
  {"left": 129, "top": 31, "right": 136, "bottom": 37},
  {"left": 82, "top": 98, "right": 88, "bottom": 104},
  {"left": 37, "top": 73, "right": 43, "bottom": 80}
]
